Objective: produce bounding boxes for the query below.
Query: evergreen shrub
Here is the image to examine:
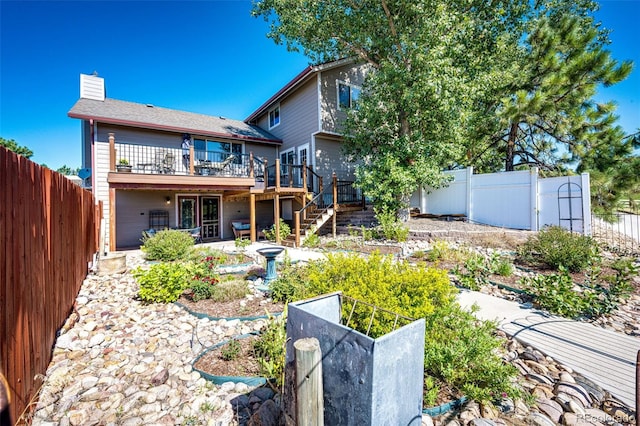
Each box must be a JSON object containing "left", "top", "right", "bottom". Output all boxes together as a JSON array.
[{"left": 141, "top": 229, "right": 194, "bottom": 261}]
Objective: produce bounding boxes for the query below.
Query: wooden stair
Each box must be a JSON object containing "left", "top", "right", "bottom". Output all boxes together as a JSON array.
[
  {"left": 282, "top": 206, "right": 335, "bottom": 247},
  {"left": 327, "top": 206, "right": 377, "bottom": 234}
]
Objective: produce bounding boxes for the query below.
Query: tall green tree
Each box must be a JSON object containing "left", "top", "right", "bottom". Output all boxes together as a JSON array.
[
  {"left": 0, "top": 137, "right": 33, "bottom": 158},
  {"left": 253, "top": 0, "right": 527, "bottom": 216},
  {"left": 581, "top": 130, "right": 640, "bottom": 215},
  {"left": 55, "top": 165, "right": 79, "bottom": 176},
  {"left": 466, "top": 14, "right": 632, "bottom": 174}
]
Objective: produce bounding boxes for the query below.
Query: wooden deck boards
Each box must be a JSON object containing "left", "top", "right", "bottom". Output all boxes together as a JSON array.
[
  {"left": 456, "top": 290, "right": 638, "bottom": 409},
  {"left": 501, "top": 312, "right": 639, "bottom": 408}
]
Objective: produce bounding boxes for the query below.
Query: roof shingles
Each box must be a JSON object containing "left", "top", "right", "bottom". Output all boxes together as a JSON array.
[{"left": 68, "top": 98, "right": 281, "bottom": 144}]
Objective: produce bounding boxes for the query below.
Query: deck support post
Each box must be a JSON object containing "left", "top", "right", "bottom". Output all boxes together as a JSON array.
[
  {"left": 275, "top": 193, "right": 281, "bottom": 244},
  {"left": 250, "top": 193, "right": 257, "bottom": 242},
  {"left": 108, "top": 133, "right": 116, "bottom": 172},
  {"left": 294, "top": 212, "right": 300, "bottom": 247}
]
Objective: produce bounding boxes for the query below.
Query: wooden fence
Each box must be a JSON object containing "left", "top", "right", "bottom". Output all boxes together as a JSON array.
[{"left": 0, "top": 148, "right": 100, "bottom": 423}]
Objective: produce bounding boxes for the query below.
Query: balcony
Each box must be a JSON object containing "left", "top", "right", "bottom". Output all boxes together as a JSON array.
[
  {"left": 111, "top": 141, "right": 262, "bottom": 178},
  {"left": 107, "top": 135, "right": 323, "bottom": 195}
]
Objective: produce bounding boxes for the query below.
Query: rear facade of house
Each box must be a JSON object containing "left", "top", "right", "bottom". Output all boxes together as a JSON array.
[{"left": 69, "top": 59, "right": 368, "bottom": 250}]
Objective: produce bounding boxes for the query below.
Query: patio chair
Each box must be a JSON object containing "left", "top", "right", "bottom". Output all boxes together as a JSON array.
[
  {"left": 210, "top": 154, "right": 236, "bottom": 173},
  {"left": 189, "top": 226, "right": 202, "bottom": 243},
  {"left": 155, "top": 150, "right": 176, "bottom": 174}
]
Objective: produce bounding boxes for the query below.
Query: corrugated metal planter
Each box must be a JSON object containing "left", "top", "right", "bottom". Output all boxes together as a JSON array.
[{"left": 285, "top": 292, "right": 425, "bottom": 425}]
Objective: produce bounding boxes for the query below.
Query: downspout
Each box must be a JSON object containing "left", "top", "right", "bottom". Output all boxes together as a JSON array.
[{"left": 90, "top": 119, "right": 96, "bottom": 193}]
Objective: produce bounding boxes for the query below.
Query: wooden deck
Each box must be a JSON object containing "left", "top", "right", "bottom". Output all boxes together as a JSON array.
[
  {"left": 457, "top": 290, "right": 639, "bottom": 409},
  {"left": 502, "top": 312, "right": 639, "bottom": 409}
]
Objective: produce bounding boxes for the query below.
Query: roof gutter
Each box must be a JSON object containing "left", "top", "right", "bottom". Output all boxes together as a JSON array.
[
  {"left": 244, "top": 58, "right": 359, "bottom": 124},
  {"left": 244, "top": 65, "right": 314, "bottom": 123}
]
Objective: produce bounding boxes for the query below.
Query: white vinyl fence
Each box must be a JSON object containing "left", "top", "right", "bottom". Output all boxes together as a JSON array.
[{"left": 411, "top": 167, "right": 591, "bottom": 234}]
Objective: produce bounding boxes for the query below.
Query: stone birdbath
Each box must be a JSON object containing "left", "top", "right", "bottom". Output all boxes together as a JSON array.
[{"left": 256, "top": 246, "right": 285, "bottom": 289}]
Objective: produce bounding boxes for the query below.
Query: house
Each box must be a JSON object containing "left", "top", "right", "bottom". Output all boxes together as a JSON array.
[{"left": 68, "top": 59, "right": 368, "bottom": 250}]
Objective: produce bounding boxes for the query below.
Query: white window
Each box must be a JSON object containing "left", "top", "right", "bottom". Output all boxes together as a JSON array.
[
  {"left": 337, "top": 81, "right": 361, "bottom": 110},
  {"left": 269, "top": 105, "right": 280, "bottom": 129}
]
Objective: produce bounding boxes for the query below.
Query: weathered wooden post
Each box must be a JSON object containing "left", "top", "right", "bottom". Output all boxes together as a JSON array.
[
  {"left": 294, "top": 211, "right": 301, "bottom": 247},
  {"left": 189, "top": 145, "right": 195, "bottom": 175},
  {"left": 295, "top": 338, "right": 324, "bottom": 426},
  {"left": 108, "top": 132, "right": 116, "bottom": 171}
]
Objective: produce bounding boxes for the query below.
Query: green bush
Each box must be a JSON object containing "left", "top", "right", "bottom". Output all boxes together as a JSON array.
[
  {"left": 189, "top": 279, "right": 217, "bottom": 302},
  {"left": 253, "top": 312, "right": 287, "bottom": 389},
  {"left": 517, "top": 226, "right": 599, "bottom": 272},
  {"left": 454, "top": 252, "right": 489, "bottom": 290},
  {"left": 221, "top": 338, "right": 241, "bottom": 361},
  {"left": 141, "top": 229, "right": 194, "bottom": 261},
  {"left": 454, "top": 252, "right": 515, "bottom": 290},
  {"left": 293, "top": 252, "right": 521, "bottom": 403},
  {"left": 269, "top": 264, "right": 308, "bottom": 303},
  {"left": 522, "top": 259, "right": 636, "bottom": 319},
  {"left": 423, "top": 304, "right": 522, "bottom": 403},
  {"left": 521, "top": 268, "right": 588, "bottom": 318},
  {"left": 263, "top": 219, "right": 291, "bottom": 241},
  {"left": 302, "top": 229, "right": 320, "bottom": 248},
  {"left": 375, "top": 208, "right": 409, "bottom": 242},
  {"left": 235, "top": 237, "right": 251, "bottom": 250},
  {"left": 301, "top": 252, "right": 456, "bottom": 337},
  {"left": 133, "top": 262, "right": 190, "bottom": 303}
]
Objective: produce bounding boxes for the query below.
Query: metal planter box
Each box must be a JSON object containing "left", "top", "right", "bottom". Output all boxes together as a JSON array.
[{"left": 285, "top": 292, "right": 425, "bottom": 425}]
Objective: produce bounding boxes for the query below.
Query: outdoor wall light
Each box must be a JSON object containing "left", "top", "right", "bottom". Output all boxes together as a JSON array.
[{"left": 165, "top": 196, "right": 171, "bottom": 204}]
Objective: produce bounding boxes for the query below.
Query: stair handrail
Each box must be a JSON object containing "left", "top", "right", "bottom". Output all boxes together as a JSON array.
[
  {"left": 294, "top": 184, "right": 334, "bottom": 246},
  {"left": 305, "top": 166, "right": 323, "bottom": 194},
  {"left": 335, "top": 179, "right": 364, "bottom": 207}
]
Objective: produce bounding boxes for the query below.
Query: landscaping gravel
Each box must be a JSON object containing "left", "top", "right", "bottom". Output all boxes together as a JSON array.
[{"left": 29, "top": 224, "right": 638, "bottom": 425}]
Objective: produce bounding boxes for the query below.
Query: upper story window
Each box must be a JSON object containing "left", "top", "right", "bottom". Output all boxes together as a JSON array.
[
  {"left": 268, "top": 105, "right": 280, "bottom": 129},
  {"left": 337, "top": 81, "right": 361, "bottom": 110}
]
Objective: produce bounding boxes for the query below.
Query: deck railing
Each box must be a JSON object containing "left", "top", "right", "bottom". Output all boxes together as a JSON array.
[
  {"left": 111, "top": 137, "right": 262, "bottom": 178},
  {"left": 264, "top": 161, "right": 322, "bottom": 192}
]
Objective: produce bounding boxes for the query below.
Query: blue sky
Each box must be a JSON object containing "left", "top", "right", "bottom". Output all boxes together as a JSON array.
[{"left": 1, "top": 0, "right": 638, "bottom": 170}]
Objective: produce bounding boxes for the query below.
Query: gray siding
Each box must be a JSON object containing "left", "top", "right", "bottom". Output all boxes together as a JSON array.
[
  {"left": 116, "top": 190, "right": 176, "bottom": 248},
  {"left": 315, "top": 136, "right": 356, "bottom": 182},
  {"left": 257, "top": 78, "right": 319, "bottom": 154},
  {"left": 245, "top": 142, "right": 278, "bottom": 165},
  {"left": 98, "top": 125, "right": 187, "bottom": 149},
  {"left": 320, "top": 64, "right": 368, "bottom": 133},
  {"left": 222, "top": 199, "right": 275, "bottom": 238}
]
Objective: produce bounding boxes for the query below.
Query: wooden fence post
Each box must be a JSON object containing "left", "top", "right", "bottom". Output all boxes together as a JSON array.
[{"left": 295, "top": 338, "right": 324, "bottom": 426}]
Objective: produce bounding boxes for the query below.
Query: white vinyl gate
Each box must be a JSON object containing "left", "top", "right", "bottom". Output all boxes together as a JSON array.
[{"left": 411, "top": 167, "right": 591, "bottom": 234}]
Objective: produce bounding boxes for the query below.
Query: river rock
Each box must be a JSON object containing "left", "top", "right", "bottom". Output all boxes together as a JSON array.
[
  {"left": 573, "top": 376, "right": 606, "bottom": 404},
  {"left": 536, "top": 398, "right": 563, "bottom": 423},
  {"left": 556, "top": 382, "right": 592, "bottom": 407},
  {"left": 527, "top": 412, "right": 557, "bottom": 426}
]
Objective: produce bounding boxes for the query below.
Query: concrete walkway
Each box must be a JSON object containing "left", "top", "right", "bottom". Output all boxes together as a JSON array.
[{"left": 457, "top": 289, "right": 639, "bottom": 408}]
